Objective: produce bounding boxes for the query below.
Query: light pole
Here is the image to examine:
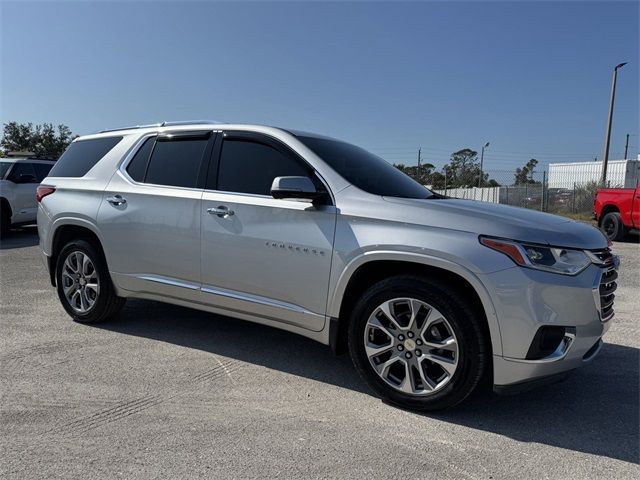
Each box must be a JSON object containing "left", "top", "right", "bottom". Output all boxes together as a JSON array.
[
  {"left": 478, "top": 142, "right": 490, "bottom": 188},
  {"left": 601, "top": 62, "right": 627, "bottom": 185}
]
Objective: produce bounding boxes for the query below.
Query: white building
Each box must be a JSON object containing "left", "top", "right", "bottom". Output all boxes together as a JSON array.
[{"left": 548, "top": 159, "right": 639, "bottom": 189}]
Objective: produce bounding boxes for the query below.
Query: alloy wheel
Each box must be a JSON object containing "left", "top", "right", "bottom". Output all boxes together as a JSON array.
[
  {"left": 61, "top": 251, "right": 100, "bottom": 314},
  {"left": 603, "top": 218, "right": 615, "bottom": 237},
  {"left": 364, "top": 297, "right": 459, "bottom": 395}
]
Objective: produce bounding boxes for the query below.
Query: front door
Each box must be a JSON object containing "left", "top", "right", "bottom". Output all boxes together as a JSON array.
[
  {"left": 6, "top": 162, "right": 39, "bottom": 223},
  {"left": 200, "top": 132, "right": 336, "bottom": 331}
]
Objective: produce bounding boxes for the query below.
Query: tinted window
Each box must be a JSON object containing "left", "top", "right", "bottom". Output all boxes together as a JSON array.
[
  {"left": 49, "top": 136, "right": 122, "bottom": 177},
  {"left": 296, "top": 135, "right": 433, "bottom": 199},
  {"left": 33, "top": 163, "right": 54, "bottom": 181},
  {"left": 145, "top": 138, "right": 208, "bottom": 188},
  {"left": 218, "top": 139, "right": 310, "bottom": 195},
  {"left": 8, "top": 163, "right": 38, "bottom": 183},
  {"left": 0, "top": 161, "right": 13, "bottom": 179},
  {"left": 126, "top": 137, "right": 155, "bottom": 182}
]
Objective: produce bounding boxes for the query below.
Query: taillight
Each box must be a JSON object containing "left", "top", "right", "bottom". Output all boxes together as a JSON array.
[{"left": 36, "top": 185, "right": 56, "bottom": 203}]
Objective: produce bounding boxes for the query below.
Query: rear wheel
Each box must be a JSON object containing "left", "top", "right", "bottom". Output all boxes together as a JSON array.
[
  {"left": 348, "top": 275, "right": 489, "bottom": 411},
  {"left": 600, "top": 211, "right": 626, "bottom": 241},
  {"left": 55, "top": 239, "right": 125, "bottom": 323}
]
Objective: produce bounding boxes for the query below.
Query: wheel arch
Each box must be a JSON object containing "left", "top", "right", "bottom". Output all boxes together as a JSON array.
[
  {"left": 0, "top": 196, "right": 12, "bottom": 218},
  {"left": 598, "top": 204, "right": 620, "bottom": 225},
  {"left": 48, "top": 219, "right": 106, "bottom": 287},
  {"left": 328, "top": 252, "right": 502, "bottom": 357}
]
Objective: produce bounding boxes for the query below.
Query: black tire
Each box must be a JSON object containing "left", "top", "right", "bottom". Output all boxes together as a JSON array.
[
  {"left": 55, "top": 238, "right": 125, "bottom": 323},
  {"left": 0, "top": 203, "right": 10, "bottom": 237},
  {"left": 600, "top": 211, "right": 626, "bottom": 241},
  {"left": 348, "top": 275, "right": 489, "bottom": 411}
]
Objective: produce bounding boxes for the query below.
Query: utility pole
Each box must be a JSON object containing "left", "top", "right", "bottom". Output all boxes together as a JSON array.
[
  {"left": 601, "top": 62, "right": 627, "bottom": 185},
  {"left": 478, "top": 142, "right": 490, "bottom": 188},
  {"left": 417, "top": 148, "right": 422, "bottom": 167},
  {"left": 624, "top": 133, "right": 630, "bottom": 159}
]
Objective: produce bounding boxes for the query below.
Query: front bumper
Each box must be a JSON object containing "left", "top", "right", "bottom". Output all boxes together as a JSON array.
[{"left": 479, "top": 255, "right": 617, "bottom": 389}]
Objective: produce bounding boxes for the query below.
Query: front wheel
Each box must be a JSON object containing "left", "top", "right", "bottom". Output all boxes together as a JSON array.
[
  {"left": 348, "top": 275, "right": 489, "bottom": 411},
  {"left": 55, "top": 239, "right": 126, "bottom": 323}
]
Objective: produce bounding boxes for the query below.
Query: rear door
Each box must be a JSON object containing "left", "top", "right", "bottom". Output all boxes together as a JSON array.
[
  {"left": 200, "top": 131, "right": 336, "bottom": 331},
  {"left": 98, "top": 131, "right": 216, "bottom": 301}
]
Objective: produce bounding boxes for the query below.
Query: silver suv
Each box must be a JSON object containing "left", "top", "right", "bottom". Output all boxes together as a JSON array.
[{"left": 37, "top": 121, "right": 618, "bottom": 410}]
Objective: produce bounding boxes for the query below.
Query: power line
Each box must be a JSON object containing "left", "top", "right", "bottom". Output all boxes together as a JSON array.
[{"left": 367, "top": 144, "right": 606, "bottom": 156}]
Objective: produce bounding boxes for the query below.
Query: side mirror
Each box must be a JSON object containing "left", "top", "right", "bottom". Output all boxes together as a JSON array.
[
  {"left": 16, "top": 173, "right": 38, "bottom": 184},
  {"left": 271, "top": 176, "right": 324, "bottom": 202}
]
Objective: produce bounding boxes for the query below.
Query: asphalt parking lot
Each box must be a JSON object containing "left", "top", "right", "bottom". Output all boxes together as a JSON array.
[{"left": 1, "top": 227, "right": 638, "bottom": 479}]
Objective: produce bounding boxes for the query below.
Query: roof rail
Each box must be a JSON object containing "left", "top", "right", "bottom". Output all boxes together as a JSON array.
[{"left": 99, "top": 120, "right": 225, "bottom": 134}]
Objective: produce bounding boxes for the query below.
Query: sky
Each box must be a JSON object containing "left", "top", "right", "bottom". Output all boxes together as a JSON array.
[{"left": 1, "top": 0, "right": 638, "bottom": 175}]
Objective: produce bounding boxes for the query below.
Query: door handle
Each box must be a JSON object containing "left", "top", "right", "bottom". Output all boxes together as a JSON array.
[
  {"left": 207, "top": 206, "right": 235, "bottom": 218},
  {"left": 106, "top": 194, "right": 127, "bottom": 206}
]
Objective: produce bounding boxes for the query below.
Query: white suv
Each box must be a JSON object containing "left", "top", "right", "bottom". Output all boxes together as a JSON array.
[
  {"left": 36, "top": 121, "right": 617, "bottom": 410},
  {"left": 0, "top": 157, "right": 56, "bottom": 234}
]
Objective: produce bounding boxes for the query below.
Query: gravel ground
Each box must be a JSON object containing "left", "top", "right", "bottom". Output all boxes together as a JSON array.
[{"left": 1, "top": 227, "right": 638, "bottom": 479}]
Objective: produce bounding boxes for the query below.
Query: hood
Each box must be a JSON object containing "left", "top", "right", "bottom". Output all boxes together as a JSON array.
[{"left": 383, "top": 197, "right": 607, "bottom": 250}]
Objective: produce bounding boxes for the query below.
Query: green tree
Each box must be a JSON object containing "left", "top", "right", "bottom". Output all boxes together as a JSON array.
[
  {"left": 394, "top": 162, "right": 435, "bottom": 185},
  {"left": 394, "top": 148, "right": 499, "bottom": 190},
  {"left": 443, "top": 148, "right": 482, "bottom": 187},
  {"left": 1, "top": 122, "right": 76, "bottom": 158},
  {"left": 429, "top": 171, "right": 446, "bottom": 189},
  {"left": 514, "top": 158, "right": 539, "bottom": 185}
]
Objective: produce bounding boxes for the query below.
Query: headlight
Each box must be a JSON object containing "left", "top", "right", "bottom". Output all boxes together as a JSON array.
[{"left": 480, "top": 237, "right": 591, "bottom": 275}]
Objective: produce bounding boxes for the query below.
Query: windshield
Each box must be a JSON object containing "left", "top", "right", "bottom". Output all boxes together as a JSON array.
[
  {"left": 0, "top": 161, "right": 13, "bottom": 179},
  {"left": 295, "top": 134, "right": 433, "bottom": 199}
]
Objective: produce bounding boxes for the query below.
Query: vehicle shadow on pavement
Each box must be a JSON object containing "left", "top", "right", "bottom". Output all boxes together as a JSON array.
[
  {"left": 0, "top": 226, "right": 39, "bottom": 250},
  {"left": 434, "top": 341, "right": 639, "bottom": 464},
  {"left": 103, "top": 299, "right": 369, "bottom": 393},
  {"left": 97, "top": 299, "right": 639, "bottom": 465}
]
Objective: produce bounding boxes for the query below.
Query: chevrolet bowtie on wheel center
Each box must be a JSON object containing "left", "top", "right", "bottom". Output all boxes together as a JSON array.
[{"left": 37, "top": 121, "right": 619, "bottom": 410}]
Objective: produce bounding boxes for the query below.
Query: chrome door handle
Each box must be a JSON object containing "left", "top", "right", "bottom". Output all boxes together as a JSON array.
[
  {"left": 207, "top": 206, "right": 234, "bottom": 218},
  {"left": 106, "top": 194, "right": 126, "bottom": 206}
]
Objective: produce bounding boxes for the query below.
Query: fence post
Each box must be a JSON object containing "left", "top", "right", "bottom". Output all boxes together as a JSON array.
[
  {"left": 525, "top": 183, "right": 528, "bottom": 207},
  {"left": 541, "top": 171, "right": 546, "bottom": 211},
  {"left": 572, "top": 182, "right": 576, "bottom": 213}
]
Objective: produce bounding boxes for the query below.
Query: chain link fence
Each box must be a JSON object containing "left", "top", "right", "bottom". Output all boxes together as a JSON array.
[{"left": 432, "top": 170, "right": 599, "bottom": 220}]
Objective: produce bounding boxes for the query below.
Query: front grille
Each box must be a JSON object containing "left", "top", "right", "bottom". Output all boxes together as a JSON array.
[{"left": 592, "top": 248, "right": 618, "bottom": 322}]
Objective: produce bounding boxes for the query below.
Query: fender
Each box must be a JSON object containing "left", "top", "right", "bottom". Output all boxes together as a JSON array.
[
  {"left": 46, "top": 216, "right": 105, "bottom": 256},
  {"left": 328, "top": 250, "right": 503, "bottom": 356}
]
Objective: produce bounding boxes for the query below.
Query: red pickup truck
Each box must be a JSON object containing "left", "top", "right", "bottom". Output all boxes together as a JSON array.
[{"left": 594, "top": 185, "right": 640, "bottom": 240}]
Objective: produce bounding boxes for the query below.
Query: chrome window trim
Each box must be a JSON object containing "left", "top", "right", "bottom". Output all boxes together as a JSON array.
[{"left": 117, "top": 130, "right": 220, "bottom": 193}]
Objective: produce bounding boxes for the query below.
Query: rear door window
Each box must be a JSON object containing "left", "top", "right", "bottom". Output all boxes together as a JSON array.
[
  {"left": 126, "top": 137, "right": 155, "bottom": 182},
  {"left": 48, "top": 136, "right": 122, "bottom": 177},
  {"left": 144, "top": 136, "right": 209, "bottom": 188},
  {"left": 7, "top": 162, "right": 38, "bottom": 183}
]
